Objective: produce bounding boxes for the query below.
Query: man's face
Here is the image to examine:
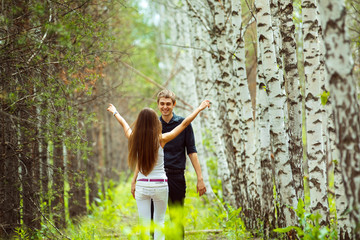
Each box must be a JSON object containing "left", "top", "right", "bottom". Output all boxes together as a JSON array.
[{"left": 158, "top": 97, "right": 175, "bottom": 116}]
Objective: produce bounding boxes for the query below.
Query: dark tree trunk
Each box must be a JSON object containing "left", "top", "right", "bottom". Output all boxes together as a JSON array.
[
  {"left": 87, "top": 126, "right": 99, "bottom": 208},
  {"left": 40, "top": 102, "right": 50, "bottom": 217},
  {"left": 21, "top": 107, "right": 41, "bottom": 231},
  {"left": 68, "top": 149, "right": 86, "bottom": 219},
  {"left": 0, "top": 112, "right": 21, "bottom": 238},
  {"left": 52, "top": 121, "right": 65, "bottom": 228}
]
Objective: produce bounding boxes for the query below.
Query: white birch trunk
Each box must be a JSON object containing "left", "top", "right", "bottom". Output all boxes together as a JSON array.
[
  {"left": 255, "top": 0, "right": 297, "bottom": 227},
  {"left": 167, "top": 2, "right": 217, "bottom": 200},
  {"left": 302, "top": 0, "right": 329, "bottom": 225},
  {"left": 316, "top": 3, "right": 329, "bottom": 179},
  {"left": 330, "top": 111, "right": 353, "bottom": 239},
  {"left": 201, "top": 9, "right": 237, "bottom": 205},
  {"left": 182, "top": 1, "right": 218, "bottom": 201},
  {"left": 155, "top": 3, "right": 174, "bottom": 86},
  {"left": 256, "top": 43, "right": 276, "bottom": 235},
  {"left": 232, "top": 0, "right": 260, "bottom": 228},
  {"left": 152, "top": 1, "right": 216, "bottom": 201},
  {"left": 279, "top": 0, "right": 304, "bottom": 203},
  {"left": 206, "top": 0, "right": 245, "bottom": 210},
  {"left": 185, "top": 0, "right": 237, "bottom": 206},
  {"left": 269, "top": 0, "right": 285, "bottom": 93},
  {"left": 318, "top": 0, "right": 360, "bottom": 235},
  {"left": 206, "top": 62, "right": 236, "bottom": 206}
]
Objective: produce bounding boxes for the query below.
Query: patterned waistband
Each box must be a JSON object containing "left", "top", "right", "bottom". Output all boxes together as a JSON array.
[{"left": 137, "top": 178, "right": 168, "bottom": 182}]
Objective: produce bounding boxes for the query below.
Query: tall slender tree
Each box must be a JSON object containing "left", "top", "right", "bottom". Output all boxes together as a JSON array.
[
  {"left": 330, "top": 112, "right": 353, "bottom": 239},
  {"left": 171, "top": 1, "right": 216, "bottom": 200},
  {"left": 255, "top": 0, "right": 298, "bottom": 228},
  {"left": 256, "top": 44, "right": 276, "bottom": 236},
  {"left": 231, "top": 0, "right": 260, "bottom": 228},
  {"left": 52, "top": 121, "right": 65, "bottom": 228},
  {"left": 318, "top": 0, "right": 360, "bottom": 235},
  {"left": 279, "top": 0, "right": 304, "bottom": 203},
  {"left": 302, "top": 0, "right": 329, "bottom": 225},
  {"left": 0, "top": 104, "right": 21, "bottom": 237},
  {"left": 204, "top": 0, "right": 244, "bottom": 210}
]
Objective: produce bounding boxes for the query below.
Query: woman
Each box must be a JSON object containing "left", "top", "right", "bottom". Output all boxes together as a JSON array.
[{"left": 107, "top": 100, "right": 210, "bottom": 239}]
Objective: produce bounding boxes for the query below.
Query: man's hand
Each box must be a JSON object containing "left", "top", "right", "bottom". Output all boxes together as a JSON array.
[
  {"left": 197, "top": 179, "right": 207, "bottom": 196},
  {"left": 188, "top": 152, "right": 207, "bottom": 197}
]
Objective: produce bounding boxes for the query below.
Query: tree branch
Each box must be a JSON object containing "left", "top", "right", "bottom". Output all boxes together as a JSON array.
[
  {"left": 27, "top": 0, "right": 53, "bottom": 64},
  {"left": 29, "top": 196, "right": 71, "bottom": 240},
  {"left": 159, "top": 42, "right": 215, "bottom": 55},
  {"left": 119, "top": 61, "right": 194, "bottom": 110},
  {"left": 185, "top": 0, "right": 211, "bottom": 33},
  {"left": 245, "top": 0, "right": 257, "bottom": 23},
  {"left": 0, "top": 110, "right": 37, "bottom": 126}
]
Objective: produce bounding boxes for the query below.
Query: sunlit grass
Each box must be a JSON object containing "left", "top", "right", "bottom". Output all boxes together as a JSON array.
[
  {"left": 36, "top": 167, "right": 340, "bottom": 240},
  {"left": 45, "top": 170, "right": 249, "bottom": 239}
]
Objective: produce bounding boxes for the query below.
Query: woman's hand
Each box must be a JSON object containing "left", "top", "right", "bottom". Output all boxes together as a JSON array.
[
  {"left": 131, "top": 180, "right": 136, "bottom": 199},
  {"left": 107, "top": 104, "right": 117, "bottom": 115},
  {"left": 198, "top": 100, "right": 211, "bottom": 111}
]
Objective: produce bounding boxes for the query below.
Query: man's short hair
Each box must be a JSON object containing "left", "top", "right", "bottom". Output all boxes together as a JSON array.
[{"left": 157, "top": 89, "right": 176, "bottom": 104}]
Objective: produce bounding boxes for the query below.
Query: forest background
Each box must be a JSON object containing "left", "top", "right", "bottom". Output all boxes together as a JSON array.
[{"left": 1, "top": 0, "right": 360, "bottom": 239}]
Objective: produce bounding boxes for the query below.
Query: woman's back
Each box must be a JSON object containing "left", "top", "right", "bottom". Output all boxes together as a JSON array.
[
  {"left": 128, "top": 108, "right": 162, "bottom": 175},
  {"left": 137, "top": 146, "right": 167, "bottom": 179}
]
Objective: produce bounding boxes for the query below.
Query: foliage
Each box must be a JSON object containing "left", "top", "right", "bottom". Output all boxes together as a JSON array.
[
  {"left": 220, "top": 205, "right": 250, "bottom": 239},
  {"left": 41, "top": 172, "right": 251, "bottom": 239},
  {"left": 12, "top": 227, "right": 30, "bottom": 240},
  {"left": 1, "top": 0, "right": 163, "bottom": 237},
  {"left": 202, "top": 129, "right": 223, "bottom": 197},
  {"left": 274, "top": 199, "right": 337, "bottom": 240},
  {"left": 320, "top": 91, "right": 330, "bottom": 106},
  {"left": 107, "top": 0, "right": 163, "bottom": 114}
]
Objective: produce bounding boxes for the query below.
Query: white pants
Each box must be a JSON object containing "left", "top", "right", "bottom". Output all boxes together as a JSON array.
[{"left": 135, "top": 182, "right": 168, "bottom": 240}]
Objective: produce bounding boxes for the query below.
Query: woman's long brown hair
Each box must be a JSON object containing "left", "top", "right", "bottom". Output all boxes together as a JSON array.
[{"left": 128, "top": 108, "right": 162, "bottom": 176}]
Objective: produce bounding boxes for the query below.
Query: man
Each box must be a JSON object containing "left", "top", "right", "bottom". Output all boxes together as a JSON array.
[{"left": 155, "top": 89, "right": 207, "bottom": 238}]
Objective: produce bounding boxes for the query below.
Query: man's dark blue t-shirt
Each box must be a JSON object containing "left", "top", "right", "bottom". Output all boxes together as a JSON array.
[{"left": 160, "top": 113, "right": 197, "bottom": 170}]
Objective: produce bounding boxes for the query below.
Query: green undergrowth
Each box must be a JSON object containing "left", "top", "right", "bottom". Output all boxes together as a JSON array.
[{"left": 46, "top": 171, "right": 250, "bottom": 239}]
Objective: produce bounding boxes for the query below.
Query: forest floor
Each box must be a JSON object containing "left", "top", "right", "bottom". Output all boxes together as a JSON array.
[{"left": 58, "top": 172, "right": 255, "bottom": 240}]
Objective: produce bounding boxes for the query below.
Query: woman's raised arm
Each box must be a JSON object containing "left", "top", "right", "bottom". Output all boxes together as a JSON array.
[
  {"left": 161, "top": 100, "right": 210, "bottom": 146},
  {"left": 107, "top": 104, "right": 132, "bottom": 139}
]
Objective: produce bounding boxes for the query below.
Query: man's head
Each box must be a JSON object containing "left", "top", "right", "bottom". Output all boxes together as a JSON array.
[
  {"left": 157, "top": 89, "right": 176, "bottom": 117},
  {"left": 157, "top": 89, "right": 176, "bottom": 104}
]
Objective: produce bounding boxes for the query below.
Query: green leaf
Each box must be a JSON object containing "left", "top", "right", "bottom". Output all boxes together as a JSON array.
[
  {"left": 274, "top": 226, "right": 304, "bottom": 236},
  {"left": 320, "top": 91, "right": 330, "bottom": 105}
]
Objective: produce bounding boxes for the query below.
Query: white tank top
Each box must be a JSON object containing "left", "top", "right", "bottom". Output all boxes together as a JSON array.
[{"left": 137, "top": 146, "right": 167, "bottom": 180}]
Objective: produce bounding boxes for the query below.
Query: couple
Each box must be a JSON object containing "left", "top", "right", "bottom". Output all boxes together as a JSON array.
[{"left": 107, "top": 89, "right": 209, "bottom": 239}]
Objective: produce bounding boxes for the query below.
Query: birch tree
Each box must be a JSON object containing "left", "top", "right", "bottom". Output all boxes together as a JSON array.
[
  {"left": 269, "top": 0, "right": 285, "bottom": 92},
  {"left": 154, "top": 1, "right": 216, "bottom": 199},
  {"left": 279, "top": 0, "right": 304, "bottom": 203},
  {"left": 302, "top": 0, "right": 329, "bottom": 225},
  {"left": 184, "top": 0, "right": 237, "bottom": 206},
  {"left": 175, "top": 3, "right": 216, "bottom": 200},
  {"left": 256, "top": 44, "right": 276, "bottom": 235},
  {"left": 205, "top": 0, "right": 245, "bottom": 210},
  {"left": 231, "top": 0, "right": 260, "bottom": 228},
  {"left": 330, "top": 113, "right": 353, "bottom": 239},
  {"left": 318, "top": 0, "right": 360, "bottom": 234},
  {"left": 186, "top": 0, "right": 228, "bottom": 202},
  {"left": 255, "top": 0, "right": 298, "bottom": 227}
]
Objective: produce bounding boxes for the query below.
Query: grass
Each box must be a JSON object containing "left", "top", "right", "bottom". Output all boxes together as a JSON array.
[
  {"left": 14, "top": 168, "right": 341, "bottom": 239},
  {"left": 42, "top": 171, "right": 250, "bottom": 240}
]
